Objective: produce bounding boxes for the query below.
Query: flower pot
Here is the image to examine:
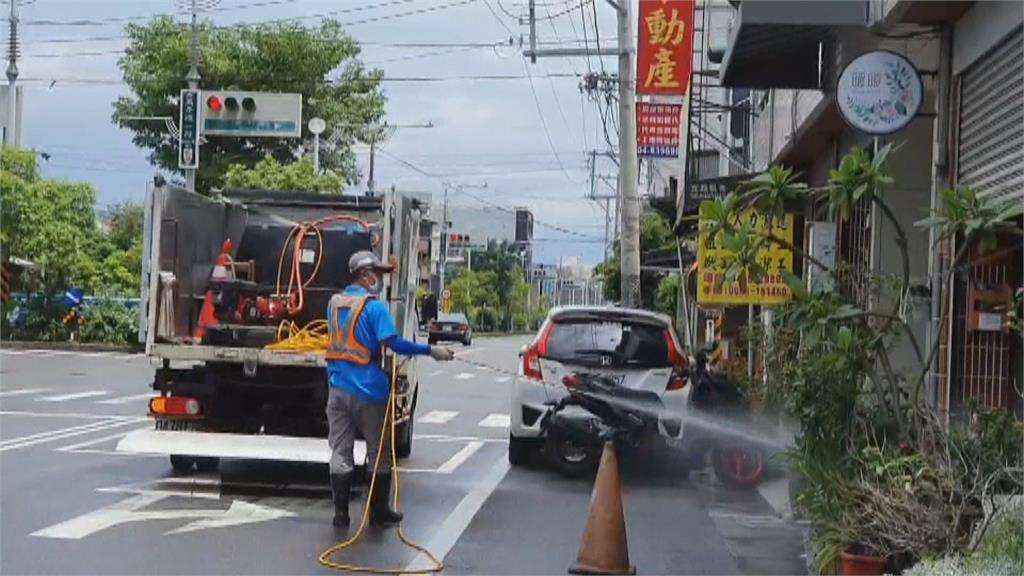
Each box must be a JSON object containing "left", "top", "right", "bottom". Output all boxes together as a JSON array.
[{"left": 839, "top": 551, "right": 887, "bottom": 576}]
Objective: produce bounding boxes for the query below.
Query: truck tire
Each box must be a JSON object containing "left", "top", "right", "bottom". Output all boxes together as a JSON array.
[
  {"left": 196, "top": 457, "right": 220, "bottom": 473},
  {"left": 170, "top": 455, "right": 195, "bottom": 474}
]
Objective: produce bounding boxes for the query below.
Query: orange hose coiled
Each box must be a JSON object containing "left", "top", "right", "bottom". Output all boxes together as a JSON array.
[{"left": 274, "top": 215, "right": 374, "bottom": 316}]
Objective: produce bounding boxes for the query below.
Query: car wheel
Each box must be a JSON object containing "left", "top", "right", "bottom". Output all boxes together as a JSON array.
[
  {"left": 463, "top": 337, "right": 471, "bottom": 346},
  {"left": 711, "top": 446, "right": 765, "bottom": 488},
  {"left": 395, "top": 418, "right": 413, "bottom": 458},
  {"left": 543, "top": 431, "right": 600, "bottom": 478},
  {"left": 170, "top": 455, "right": 195, "bottom": 474},
  {"left": 508, "top": 434, "right": 535, "bottom": 467},
  {"left": 195, "top": 456, "right": 220, "bottom": 473}
]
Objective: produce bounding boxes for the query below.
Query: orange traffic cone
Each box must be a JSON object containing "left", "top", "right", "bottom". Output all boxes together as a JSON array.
[
  {"left": 194, "top": 239, "right": 234, "bottom": 341},
  {"left": 569, "top": 441, "right": 635, "bottom": 575}
]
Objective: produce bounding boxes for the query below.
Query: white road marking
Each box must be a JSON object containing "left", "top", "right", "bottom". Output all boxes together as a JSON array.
[
  {"left": 435, "top": 440, "right": 484, "bottom": 474},
  {"left": 406, "top": 456, "right": 511, "bottom": 572},
  {"left": 0, "top": 388, "right": 49, "bottom": 398},
  {"left": 0, "top": 419, "right": 146, "bottom": 452},
  {"left": 55, "top": 427, "right": 151, "bottom": 452},
  {"left": 452, "top": 347, "right": 488, "bottom": 357},
  {"left": 427, "top": 370, "right": 443, "bottom": 377},
  {"left": 38, "top": 390, "right": 110, "bottom": 403},
  {"left": 96, "top": 393, "right": 152, "bottom": 405},
  {"left": 417, "top": 410, "right": 459, "bottom": 424},
  {"left": 478, "top": 413, "right": 511, "bottom": 428},
  {"left": 31, "top": 487, "right": 295, "bottom": 539},
  {"left": 455, "top": 372, "right": 474, "bottom": 380},
  {"left": 495, "top": 376, "right": 512, "bottom": 383},
  {"left": 0, "top": 409, "right": 140, "bottom": 420}
]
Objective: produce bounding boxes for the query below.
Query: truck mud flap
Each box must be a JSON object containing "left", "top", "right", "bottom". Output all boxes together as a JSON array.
[{"left": 116, "top": 429, "right": 367, "bottom": 466}]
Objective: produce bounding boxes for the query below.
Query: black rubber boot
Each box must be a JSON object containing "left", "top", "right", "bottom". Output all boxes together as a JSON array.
[
  {"left": 330, "top": 473, "right": 351, "bottom": 528},
  {"left": 369, "top": 473, "right": 403, "bottom": 525}
]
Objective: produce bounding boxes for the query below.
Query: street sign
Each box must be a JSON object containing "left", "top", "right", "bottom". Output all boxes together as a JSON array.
[
  {"left": 837, "top": 50, "right": 923, "bottom": 135},
  {"left": 200, "top": 90, "right": 302, "bottom": 138},
  {"left": 697, "top": 202, "right": 794, "bottom": 305},
  {"left": 637, "top": 0, "right": 695, "bottom": 96},
  {"left": 637, "top": 102, "right": 682, "bottom": 158},
  {"left": 178, "top": 89, "right": 200, "bottom": 170},
  {"left": 682, "top": 174, "right": 756, "bottom": 214}
]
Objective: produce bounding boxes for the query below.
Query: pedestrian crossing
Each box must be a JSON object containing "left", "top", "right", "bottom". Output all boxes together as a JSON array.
[
  {"left": 0, "top": 387, "right": 152, "bottom": 406},
  {"left": 417, "top": 409, "right": 510, "bottom": 429}
]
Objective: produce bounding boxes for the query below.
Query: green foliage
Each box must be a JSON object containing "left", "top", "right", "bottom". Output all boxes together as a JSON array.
[
  {"left": 224, "top": 155, "right": 343, "bottom": 193},
  {"left": 654, "top": 274, "right": 679, "bottom": 318},
  {"left": 0, "top": 146, "right": 39, "bottom": 182},
  {"left": 739, "top": 164, "right": 807, "bottom": 225},
  {"left": 2, "top": 297, "right": 66, "bottom": 342},
  {"left": 79, "top": 300, "right": 140, "bottom": 345},
  {"left": 105, "top": 202, "right": 145, "bottom": 251},
  {"left": 916, "top": 187, "right": 1024, "bottom": 254},
  {"left": 975, "top": 505, "right": 1024, "bottom": 568},
  {"left": 595, "top": 212, "right": 676, "bottom": 304},
  {"left": 113, "top": 17, "right": 385, "bottom": 192},
  {"left": 827, "top": 143, "right": 896, "bottom": 221}
]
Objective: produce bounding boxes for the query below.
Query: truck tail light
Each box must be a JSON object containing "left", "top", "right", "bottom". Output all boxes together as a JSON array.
[
  {"left": 430, "top": 321, "right": 439, "bottom": 330},
  {"left": 666, "top": 375, "right": 687, "bottom": 391},
  {"left": 150, "top": 396, "right": 202, "bottom": 417}
]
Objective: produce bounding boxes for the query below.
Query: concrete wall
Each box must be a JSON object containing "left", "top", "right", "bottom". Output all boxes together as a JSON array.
[{"left": 953, "top": 0, "right": 1024, "bottom": 75}]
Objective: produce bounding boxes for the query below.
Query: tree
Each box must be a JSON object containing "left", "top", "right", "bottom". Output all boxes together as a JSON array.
[
  {"left": 224, "top": 155, "right": 343, "bottom": 193},
  {"left": 595, "top": 212, "right": 677, "bottom": 306},
  {"left": 655, "top": 274, "right": 680, "bottom": 318},
  {"left": 113, "top": 17, "right": 385, "bottom": 193},
  {"left": 106, "top": 202, "right": 145, "bottom": 251}
]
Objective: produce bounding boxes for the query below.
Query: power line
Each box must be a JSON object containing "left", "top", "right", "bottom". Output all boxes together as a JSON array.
[
  {"left": 377, "top": 149, "right": 602, "bottom": 240},
  {"left": 522, "top": 59, "right": 575, "bottom": 184},
  {"left": 482, "top": 0, "right": 516, "bottom": 37},
  {"left": 24, "top": 0, "right": 476, "bottom": 45},
  {"left": 16, "top": 72, "right": 580, "bottom": 86}
]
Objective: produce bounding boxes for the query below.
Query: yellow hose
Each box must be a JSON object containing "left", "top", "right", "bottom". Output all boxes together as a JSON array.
[
  {"left": 265, "top": 320, "right": 330, "bottom": 352},
  {"left": 318, "top": 359, "right": 444, "bottom": 574}
]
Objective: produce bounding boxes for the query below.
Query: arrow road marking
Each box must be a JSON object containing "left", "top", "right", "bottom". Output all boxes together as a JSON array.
[{"left": 32, "top": 485, "right": 295, "bottom": 539}]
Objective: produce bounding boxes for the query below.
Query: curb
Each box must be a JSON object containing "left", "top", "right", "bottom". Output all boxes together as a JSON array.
[{"left": 0, "top": 340, "right": 142, "bottom": 354}]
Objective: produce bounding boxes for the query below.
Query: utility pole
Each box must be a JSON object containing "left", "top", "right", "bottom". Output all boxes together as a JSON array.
[
  {"left": 439, "top": 186, "right": 449, "bottom": 298},
  {"left": 5, "top": 0, "right": 19, "bottom": 147},
  {"left": 615, "top": 0, "right": 640, "bottom": 308},
  {"left": 184, "top": 0, "right": 201, "bottom": 192},
  {"left": 526, "top": 1, "right": 640, "bottom": 307}
]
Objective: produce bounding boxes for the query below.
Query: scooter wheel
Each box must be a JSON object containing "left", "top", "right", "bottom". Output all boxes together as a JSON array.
[{"left": 711, "top": 446, "right": 765, "bottom": 488}]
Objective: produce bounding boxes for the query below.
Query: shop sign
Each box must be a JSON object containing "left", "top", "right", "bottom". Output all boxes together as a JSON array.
[
  {"left": 697, "top": 202, "right": 794, "bottom": 305},
  {"left": 837, "top": 50, "right": 923, "bottom": 135}
]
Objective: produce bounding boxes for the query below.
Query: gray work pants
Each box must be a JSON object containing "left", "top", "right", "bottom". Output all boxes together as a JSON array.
[{"left": 326, "top": 386, "right": 392, "bottom": 475}]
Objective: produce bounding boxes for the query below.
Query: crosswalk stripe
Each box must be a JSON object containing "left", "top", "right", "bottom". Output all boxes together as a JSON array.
[
  {"left": 0, "top": 388, "right": 49, "bottom": 398},
  {"left": 478, "top": 413, "right": 510, "bottom": 428},
  {"left": 96, "top": 393, "right": 152, "bottom": 405},
  {"left": 455, "top": 372, "right": 474, "bottom": 380},
  {"left": 495, "top": 376, "right": 512, "bottom": 383},
  {"left": 38, "top": 391, "right": 110, "bottom": 403},
  {"left": 418, "top": 410, "right": 459, "bottom": 424}
]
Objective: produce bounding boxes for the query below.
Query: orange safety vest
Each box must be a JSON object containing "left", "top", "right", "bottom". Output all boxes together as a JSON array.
[{"left": 325, "top": 293, "right": 374, "bottom": 364}]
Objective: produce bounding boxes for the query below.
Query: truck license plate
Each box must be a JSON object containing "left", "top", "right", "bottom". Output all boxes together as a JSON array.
[{"left": 155, "top": 419, "right": 199, "bottom": 432}]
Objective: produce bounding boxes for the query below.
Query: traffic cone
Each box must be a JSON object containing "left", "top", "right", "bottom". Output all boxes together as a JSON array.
[
  {"left": 568, "top": 441, "right": 635, "bottom": 575},
  {"left": 194, "top": 239, "right": 233, "bottom": 341}
]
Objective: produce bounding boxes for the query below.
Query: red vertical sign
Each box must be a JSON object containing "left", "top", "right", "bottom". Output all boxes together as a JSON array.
[{"left": 637, "top": 0, "right": 695, "bottom": 96}]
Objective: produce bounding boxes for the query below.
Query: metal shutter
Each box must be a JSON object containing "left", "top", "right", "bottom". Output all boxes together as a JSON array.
[{"left": 957, "top": 27, "right": 1024, "bottom": 203}]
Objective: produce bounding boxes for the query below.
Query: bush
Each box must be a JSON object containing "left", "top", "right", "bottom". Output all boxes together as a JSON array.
[
  {"left": 78, "top": 300, "right": 140, "bottom": 345},
  {"left": 2, "top": 297, "right": 65, "bottom": 341},
  {"left": 975, "top": 503, "right": 1024, "bottom": 568},
  {"left": 902, "top": 555, "right": 1022, "bottom": 576}
]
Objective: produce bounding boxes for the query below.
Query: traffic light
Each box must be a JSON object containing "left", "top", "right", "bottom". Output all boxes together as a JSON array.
[{"left": 200, "top": 90, "right": 302, "bottom": 138}]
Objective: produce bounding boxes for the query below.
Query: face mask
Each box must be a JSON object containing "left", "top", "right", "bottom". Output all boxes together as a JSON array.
[{"left": 365, "top": 272, "right": 382, "bottom": 294}]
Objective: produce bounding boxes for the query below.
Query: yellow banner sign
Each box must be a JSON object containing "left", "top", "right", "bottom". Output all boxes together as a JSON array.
[{"left": 697, "top": 202, "right": 794, "bottom": 305}]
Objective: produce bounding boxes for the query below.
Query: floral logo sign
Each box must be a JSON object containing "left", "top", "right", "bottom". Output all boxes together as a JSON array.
[{"left": 837, "top": 51, "right": 923, "bottom": 135}]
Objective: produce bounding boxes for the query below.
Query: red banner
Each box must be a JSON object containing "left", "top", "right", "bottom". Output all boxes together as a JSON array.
[
  {"left": 636, "top": 103, "right": 682, "bottom": 157},
  {"left": 637, "top": 0, "right": 695, "bottom": 96}
]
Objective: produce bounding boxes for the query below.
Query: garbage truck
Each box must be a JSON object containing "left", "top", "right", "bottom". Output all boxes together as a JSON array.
[{"left": 116, "top": 182, "right": 428, "bottom": 472}]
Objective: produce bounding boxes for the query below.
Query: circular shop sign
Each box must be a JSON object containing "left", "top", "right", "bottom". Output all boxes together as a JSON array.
[{"left": 837, "top": 50, "right": 923, "bottom": 135}]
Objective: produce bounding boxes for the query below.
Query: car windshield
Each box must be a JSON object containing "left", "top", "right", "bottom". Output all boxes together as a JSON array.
[
  {"left": 543, "top": 319, "right": 670, "bottom": 368},
  {"left": 438, "top": 313, "right": 467, "bottom": 323}
]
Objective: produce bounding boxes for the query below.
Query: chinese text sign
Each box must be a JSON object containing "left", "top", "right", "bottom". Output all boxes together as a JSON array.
[
  {"left": 637, "top": 0, "right": 695, "bottom": 96},
  {"left": 637, "top": 103, "right": 682, "bottom": 157},
  {"left": 697, "top": 202, "right": 795, "bottom": 305}
]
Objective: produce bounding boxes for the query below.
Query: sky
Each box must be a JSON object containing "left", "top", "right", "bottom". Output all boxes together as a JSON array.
[{"left": 9, "top": 0, "right": 628, "bottom": 265}]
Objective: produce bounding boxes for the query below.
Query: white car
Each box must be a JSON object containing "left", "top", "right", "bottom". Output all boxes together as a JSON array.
[{"left": 509, "top": 306, "right": 690, "bottom": 476}]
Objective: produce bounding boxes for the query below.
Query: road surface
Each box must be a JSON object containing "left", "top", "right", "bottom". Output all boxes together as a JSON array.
[{"left": 0, "top": 336, "right": 805, "bottom": 574}]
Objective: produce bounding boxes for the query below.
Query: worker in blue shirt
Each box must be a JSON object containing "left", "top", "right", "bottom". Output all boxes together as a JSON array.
[{"left": 325, "top": 250, "right": 454, "bottom": 529}]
